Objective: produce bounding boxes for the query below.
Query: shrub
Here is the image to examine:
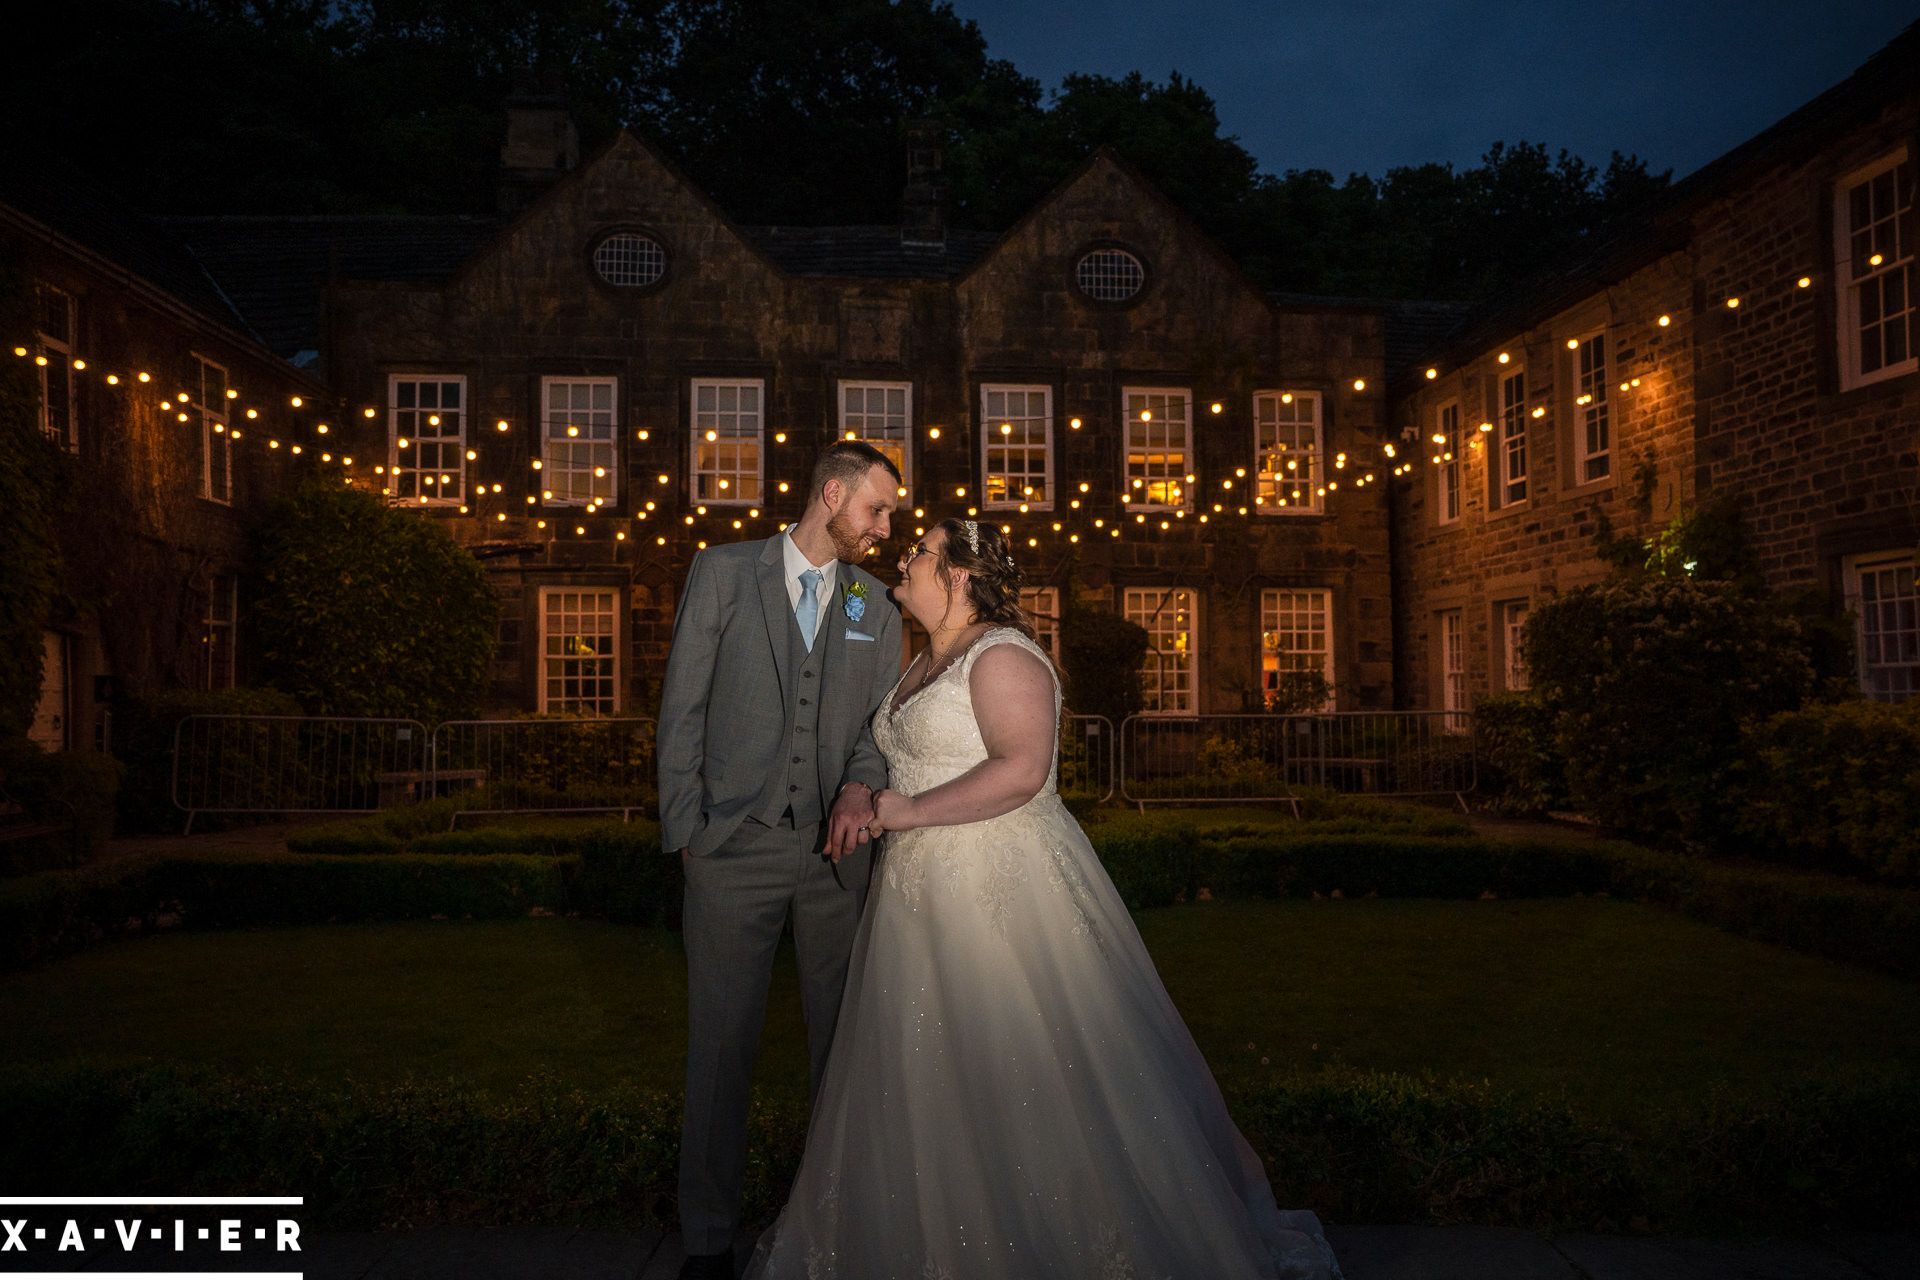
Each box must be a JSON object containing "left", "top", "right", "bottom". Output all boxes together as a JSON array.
[
  {"left": 0, "top": 741, "right": 123, "bottom": 874},
  {"left": 1, "top": 1061, "right": 1911, "bottom": 1234},
  {"left": 250, "top": 481, "right": 497, "bottom": 723},
  {"left": 1729, "top": 697, "right": 1920, "bottom": 881},
  {"left": 0, "top": 253, "right": 64, "bottom": 740},
  {"left": 1471, "top": 693, "right": 1567, "bottom": 816},
  {"left": 111, "top": 686, "right": 304, "bottom": 833},
  {"left": 1525, "top": 576, "right": 1817, "bottom": 848},
  {"left": 1059, "top": 603, "right": 1148, "bottom": 725}
]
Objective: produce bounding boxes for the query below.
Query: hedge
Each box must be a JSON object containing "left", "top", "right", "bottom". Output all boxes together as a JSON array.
[
  {"left": 0, "top": 1061, "right": 1910, "bottom": 1235},
  {"left": 6, "top": 822, "right": 1916, "bottom": 982}
]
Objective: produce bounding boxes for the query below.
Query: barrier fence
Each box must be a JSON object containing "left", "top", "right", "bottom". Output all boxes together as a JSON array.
[
  {"left": 171, "top": 715, "right": 428, "bottom": 833},
  {"left": 171, "top": 709, "right": 1470, "bottom": 829},
  {"left": 1118, "top": 711, "right": 1475, "bottom": 811}
]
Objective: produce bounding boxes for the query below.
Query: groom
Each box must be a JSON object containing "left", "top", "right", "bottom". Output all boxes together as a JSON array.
[{"left": 657, "top": 440, "right": 904, "bottom": 1278}]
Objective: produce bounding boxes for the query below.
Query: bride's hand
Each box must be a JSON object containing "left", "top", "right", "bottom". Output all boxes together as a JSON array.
[{"left": 869, "top": 788, "right": 914, "bottom": 837}]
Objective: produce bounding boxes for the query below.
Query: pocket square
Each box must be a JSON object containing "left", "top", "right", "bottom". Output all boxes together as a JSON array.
[{"left": 845, "top": 629, "right": 877, "bottom": 642}]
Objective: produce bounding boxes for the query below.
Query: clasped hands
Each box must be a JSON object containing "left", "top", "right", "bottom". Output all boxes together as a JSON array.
[{"left": 823, "top": 783, "right": 915, "bottom": 861}]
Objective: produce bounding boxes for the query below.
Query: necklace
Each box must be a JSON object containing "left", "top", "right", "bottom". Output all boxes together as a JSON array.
[{"left": 893, "top": 622, "right": 986, "bottom": 711}]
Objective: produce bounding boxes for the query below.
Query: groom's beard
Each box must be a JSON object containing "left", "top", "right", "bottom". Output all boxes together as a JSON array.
[{"left": 826, "top": 510, "right": 873, "bottom": 561}]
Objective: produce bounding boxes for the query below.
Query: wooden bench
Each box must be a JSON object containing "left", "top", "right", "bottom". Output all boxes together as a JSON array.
[{"left": 374, "top": 769, "right": 488, "bottom": 809}]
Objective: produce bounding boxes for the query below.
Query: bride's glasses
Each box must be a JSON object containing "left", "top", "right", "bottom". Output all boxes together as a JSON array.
[{"left": 898, "top": 541, "right": 933, "bottom": 571}]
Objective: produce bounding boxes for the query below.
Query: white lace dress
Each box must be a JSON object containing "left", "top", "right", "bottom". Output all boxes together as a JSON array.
[{"left": 742, "top": 627, "right": 1343, "bottom": 1279}]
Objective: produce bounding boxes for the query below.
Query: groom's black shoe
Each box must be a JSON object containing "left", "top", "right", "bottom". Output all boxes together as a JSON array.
[{"left": 678, "top": 1249, "right": 736, "bottom": 1279}]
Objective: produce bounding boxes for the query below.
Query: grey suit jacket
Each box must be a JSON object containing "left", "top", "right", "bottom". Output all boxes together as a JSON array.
[{"left": 657, "top": 532, "right": 903, "bottom": 855}]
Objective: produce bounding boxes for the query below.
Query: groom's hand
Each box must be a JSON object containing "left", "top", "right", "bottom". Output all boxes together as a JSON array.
[{"left": 825, "top": 782, "right": 876, "bottom": 862}]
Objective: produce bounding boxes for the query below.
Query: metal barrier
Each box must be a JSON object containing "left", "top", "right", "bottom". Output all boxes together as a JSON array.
[
  {"left": 1119, "top": 711, "right": 1475, "bottom": 811},
  {"left": 428, "top": 718, "right": 657, "bottom": 827},
  {"left": 171, "top": 715, "right": 428, "bottom": 833},
  {"left": 1059, "top": 714, "right": 1116, "bottom": 804}
]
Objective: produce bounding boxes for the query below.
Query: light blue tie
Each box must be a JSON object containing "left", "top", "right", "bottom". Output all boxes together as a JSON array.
[{"left": 796, "top": 568, "right": 822, "bottom": 651}]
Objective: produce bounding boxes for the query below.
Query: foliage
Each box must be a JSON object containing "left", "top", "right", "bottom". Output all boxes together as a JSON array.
[
  {"left": 110, "top": 686, "right": 305, "bottom": 833},
  {"left": 1471, "top": 693, "right": 1569, "bottom": 816},
  {"left": 1523, "top": 576, "right": 1817, "bottom": 849},
  {"left": 0, "top": 0, "right": 1670, "bottom": 304},
  {"left": 0, "top": 251, "right": 67, "bottom": 738},
  {"left": 249, "top": 481, "right": 498, "bottom": 722},
  {"left": 0, "top": 740, "right": 123, "bottom": 874},
  {"left": 2, "top": 1055, "right": 1913, "bottom": 1233},
  {"left": 1729, "top": 698, "right": 1920, "bottom": 882},
  {"left": 1058, "top": 599, "right": 1148, "bottom": 725}
]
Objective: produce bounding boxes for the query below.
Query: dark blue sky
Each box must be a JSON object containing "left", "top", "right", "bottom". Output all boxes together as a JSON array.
[{"left": 948, "top": 1, "right": 1917, "bottom": 181}]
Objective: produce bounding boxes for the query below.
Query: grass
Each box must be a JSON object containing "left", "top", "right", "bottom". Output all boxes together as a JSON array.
[{"left": 3, "top": 897, "right": 1916, "bottom": 1127}]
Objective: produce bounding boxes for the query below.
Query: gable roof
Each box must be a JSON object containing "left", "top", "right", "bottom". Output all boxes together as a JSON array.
[
  {"left": 0, "top": 147, "right": 262, "bottom": 346},
  {"left": 1395, "top": 17, "right": 1920, "bottom": 385},
  {"left": 165, "top": 215, "right": 499, "bottom": 359}
]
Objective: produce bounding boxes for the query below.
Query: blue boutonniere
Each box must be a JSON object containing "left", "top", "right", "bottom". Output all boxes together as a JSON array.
[{"left": 842, "top": 581, "right": 868, "bottom": 623}]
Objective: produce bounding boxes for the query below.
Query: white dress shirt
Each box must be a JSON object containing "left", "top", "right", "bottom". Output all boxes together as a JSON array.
[{"left": 782, "top": 528, "right": 839, "bottom": 644}]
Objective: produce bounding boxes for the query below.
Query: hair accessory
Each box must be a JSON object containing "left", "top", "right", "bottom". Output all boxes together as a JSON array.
[{"left": 962, "top": 519, "right": 980, "bottom": 553}]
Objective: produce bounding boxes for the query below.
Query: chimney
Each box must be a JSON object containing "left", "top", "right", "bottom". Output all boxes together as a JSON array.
[
  {"left": 498, "top": 70, "right": 579, "bottom": 215},
  {"left": 900, "top": 120, "right": 946, "bottom": 250}
]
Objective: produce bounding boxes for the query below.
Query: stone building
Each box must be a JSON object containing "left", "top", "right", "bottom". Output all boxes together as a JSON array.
[
  {"left": 177, "top": 132, "right": 1401, "bottom": 720},
  {"left": 1, "top": 154, "right": 318, "bottom": 752},
  {"left": 1388, "top": 24, "right": 1918, "bottom": 712}
]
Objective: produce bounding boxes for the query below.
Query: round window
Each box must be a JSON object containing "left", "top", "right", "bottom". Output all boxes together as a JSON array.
[
  {"left": 1074, "top": 247, "right": 1146, "bottom": 302},
  {"left": 592, "top": 232, "right": 668, "bottom": 288}
]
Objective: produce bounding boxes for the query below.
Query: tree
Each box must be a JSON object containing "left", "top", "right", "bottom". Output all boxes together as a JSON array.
[
  {"left": 250, "top": 480, "right": 498, "bottom": 722},
  {"left": 0, "top": 253, "right": 66, "bottom": 739}
]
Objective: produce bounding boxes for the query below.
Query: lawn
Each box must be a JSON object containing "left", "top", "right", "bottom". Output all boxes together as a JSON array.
[{"left": 4, "top": 896, "right": 1916, "bottom": 1126}]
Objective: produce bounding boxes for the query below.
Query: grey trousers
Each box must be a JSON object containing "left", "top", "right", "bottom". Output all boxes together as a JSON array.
[{"left": 678, "top": 812, "right": 873, "bottom": 1255}]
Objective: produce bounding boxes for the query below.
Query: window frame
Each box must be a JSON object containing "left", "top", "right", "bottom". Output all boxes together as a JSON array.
[
  {"left": 1833, "top": 149, "right": 1917, "bottom": 392},
  {"left": 1570, "top": 331, "right": 1611, "bottom": 485},
  {"left": 1495, "top": 597, "right": 1530, "bottom": 694},
  {"left": 1496, "top": 366, "right": 1529, "bottom": 508},
  {"left": 196, "top": 354, "right": 232, "bottom": 505},
  {"left": 203, "top": 572, "right": 238, "bottom": 692},
  {"left": 690, "top": 377, "right": 765, "bottom": 507},
  {"left": 838, "top": 379, "right": 914, "bottom": 501},
  {"left": 1842, "top": 549, "right": 1918, "bottom": 703},
  {"left": 540, "top": 375, "right": 620, "bottom": 508},
  {"left": 1435, "top": 398, "right": 1461, "bottom": 525},
  {"left": 1124, "top": 586, "right": 1199, "bottom": 715},
  {"left": 1437, "top": 607, "right": 1467, "bottom": 730},
  {"left": 387, "top": 373, "right": 468, "bottom": 507},
  {"left": 979, "top": 382, "right": 1054, "bottom": 512},
  {"left": 1252, "top": 390, "right": 1323, "bottom": 515},
  {"left": 1259, "top": 587, "right": 1335, "bottom": 712},
  {"left": 537, "top": 585, "right": 624, "bottom": 716},
  {"left": 35, "top": 283, "right": 76, "bottom": 451},
  {"left": 588, "top": 228, "right": 670, "bottom": 292},
  {"left": 1121, "top": 385, "right": 1193, "bottom": 513},
  {"left": 1019, "top": 586, "right": 1062, "bottom": 662}
]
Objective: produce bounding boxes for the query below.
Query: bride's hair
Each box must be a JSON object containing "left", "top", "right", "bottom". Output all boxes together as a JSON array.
[{"left": 932, "top": 518, "right": 1039, "bottom": 642}]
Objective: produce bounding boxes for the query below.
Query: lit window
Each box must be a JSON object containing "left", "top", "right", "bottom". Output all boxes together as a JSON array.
[
  {"left": 1572, "top": 333, "right": 1610, "bottom": 483},
  {"left": 691, "top": 379, "right": 763, "bottom": 504},
  {"left": 1438, "top": 608, "right": 1466, "bottom": 731},
  {"left": 840, "top": 381, "right": 912, "bottom": 498},
  {"left": 540, "top": 588, "right": 620, "bottom": 715},
  {"left": 1074, "top": 248, "right": 1145, "bottom": 302},
  {"left": 35, "top": 284, "right": 76, "bottom": 450},
  {"left": 1436, "top": 399, "right": 1461, "bottom": 524},
  {"left": 1254, "top": 391, "right": 1322, "bottom": 513},
  {"left": 1834, "top": 151, "right": 1916, "bottom": 390},
  {"left": 388, "top": 376, "right": 466, "bottom": 504},
  {"left": 981, "top": 384, "right": 1051, "bottom": 508},
  {"left": 1844, "top": 550, "right": 1918, "bottom": 703},
  {"left": 1123, "top": 387, "right": 1191, "bottom": 511},
  {"left": 542, "top": 377, "right": 618, "bottom": 506},
  {"left": 198, "top": 356, "right": 232, "bottom": 504},
  {"left": 1261, "top": 589, "right": 1333, "bottom": 711},
  {"left": 1497, "top": 368, "right": 1528, "bottom": 507},
  {"left": 592, "top": 232, "right": 668, "bottom": 288},
  {"left": 1497, "top": 598, "right": 1530, "bottom": 693},
  {"left": 1125, "top": 587, "right": 1196, "bottom": 713}
]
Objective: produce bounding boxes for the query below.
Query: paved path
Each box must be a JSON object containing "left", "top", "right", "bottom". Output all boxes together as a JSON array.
[{"left": 9, "top": 1223, "right": 1913, "bottom": 1278}]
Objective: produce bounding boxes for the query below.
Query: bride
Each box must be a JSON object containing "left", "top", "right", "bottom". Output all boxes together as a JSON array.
[{"left": 742, "top": 518, "right": 1342, "bottom": 1279}]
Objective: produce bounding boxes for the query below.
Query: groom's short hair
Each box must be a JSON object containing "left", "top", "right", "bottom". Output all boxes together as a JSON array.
[{"left": 809, "top": 441, "right": 902, "bottom": 505}]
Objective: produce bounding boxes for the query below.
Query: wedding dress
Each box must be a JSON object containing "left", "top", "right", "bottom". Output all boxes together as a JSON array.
[{"left": 743, "top": 627, "right": 1342, "bottom": 1279}]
